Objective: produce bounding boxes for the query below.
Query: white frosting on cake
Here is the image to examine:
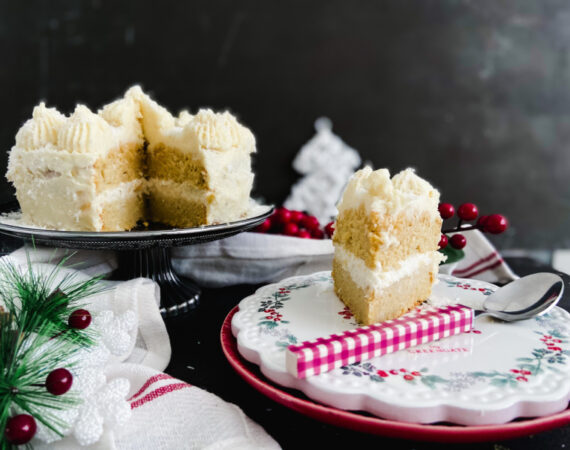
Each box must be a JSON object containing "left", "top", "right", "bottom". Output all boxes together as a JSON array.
[
  {"left": 127, "top": 85, "right": 255, "bottom": 155},
  {"left": 188, "top": 109, "right": 255, "bottom": 151},
  {"left": 12, "top": 101, "right": 143, "bottom": 157},
  {"left": 337, "top": 166, "right": 440, "bottom": 218},
  {"left": 334, "top": 245, "right": 444, "bottom": 292},
  {"left": 15, "top": 103, "right": 66, "bottom": 150},
  {"left": 56, "top": 105, "right": 115, "bottom": 154},
  {"left": 98, "top": 95, "right": 144, "bottom": 143},
  {"left": 175, "top": 110, "right": 193, "bottom": 127}
]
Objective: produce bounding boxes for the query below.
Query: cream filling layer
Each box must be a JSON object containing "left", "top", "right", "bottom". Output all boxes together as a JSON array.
[
  {"left": 334, "top": 245, "right": 444, "bottom": 292},
  {"left": 93, "top": 179, "right": 144, "bottom": 207},
  {"left": 147, "top": 178, "right": 209, "bottom": 202}
]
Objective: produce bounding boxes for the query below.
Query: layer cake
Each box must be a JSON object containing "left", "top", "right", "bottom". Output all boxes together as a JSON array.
[{"left": 6, "top": 87, "right": 256, "bottom": 231}]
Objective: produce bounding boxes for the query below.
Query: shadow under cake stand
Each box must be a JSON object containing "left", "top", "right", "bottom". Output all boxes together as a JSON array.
[{"left": 0, "top": 205, "right": 273, "bottom": 317}]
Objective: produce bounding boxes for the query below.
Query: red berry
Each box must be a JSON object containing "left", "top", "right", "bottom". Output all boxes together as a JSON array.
[
  {"left": 300, "top": 215, "right": 320, "bottom": 231},
  {"left": 283, "top": 222, "right": 299, "bottom": 236},
  {"left": 46, "top": 368, "right": 73, "bottom": 395},
  {"left": 4, "top": 414, "right": 36, "bottom": 445},
  {"left": 311, "top": 228, "right": 325, "bottom": 239},
  {"left": 324, "top": 221, "right": 335, "bottom": 238},
  {"left": 289, "top": 210, "right": 304, "bottom": 223},
  {"left": 457, "top": 203, "right": 478, "bottom": 221},
  {"left": 438, "top": 203, "right": 455, "bottom": 219},
  {"left": 377, "top": 370, "right": 389, "bottom": 377},
  {"left": 68, "top": 309, "right": 92, "bottom": 330},
  {"left": 273, "top": 207, "right": 291, "bottom": 225},
  {"left": 483, "top": 214, "right": 508, "bottom": 234},
  {"left": 403, "top": 374, "right": 415, "bottom": 381},
  {"left": 438, "top": 234, "right": 448, "bottom": 249},
  {"left": 476, "top": 215, "right": 489, "bottom": 229},
  {"left": 254, "top": 218, "right": 272, "bottom": 233},
  {"left": 450, "top": 234, "right": 467, "bottom": 249},
  {"left": 296, "top": 230, "right": 312, "bottom": 239}
]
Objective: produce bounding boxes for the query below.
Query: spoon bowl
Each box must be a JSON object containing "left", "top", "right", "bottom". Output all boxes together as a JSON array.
[{"left": 477, "top": 272, "right": 564, "bottom": 321}]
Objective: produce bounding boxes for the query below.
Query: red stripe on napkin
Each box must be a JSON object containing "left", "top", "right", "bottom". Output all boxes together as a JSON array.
[
  {"left": 458, "top": 259, "right": 504, "bottom": 279},
  {"left": 452, "top": 251, "right": 500, "bottom": 276},
  {"left": 130, "top": 383, "right": 191, "bottom": 409},
  {"left": 128, "top": 373, "right": 175, "bottom": 401}
]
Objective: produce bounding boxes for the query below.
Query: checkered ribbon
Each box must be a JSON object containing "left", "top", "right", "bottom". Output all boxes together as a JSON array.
[{"left": 285, "top": 305, "right": 474, "bottom": 379}]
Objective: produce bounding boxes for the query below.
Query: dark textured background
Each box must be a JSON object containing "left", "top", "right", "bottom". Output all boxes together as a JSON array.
[{"left": 1, "top": 0, "right": 569, "bottom": 248}]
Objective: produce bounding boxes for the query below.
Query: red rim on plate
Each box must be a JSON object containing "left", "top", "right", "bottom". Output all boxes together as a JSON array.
[{"left": 221, "top": 306, "right": 570, "bottom": 443}]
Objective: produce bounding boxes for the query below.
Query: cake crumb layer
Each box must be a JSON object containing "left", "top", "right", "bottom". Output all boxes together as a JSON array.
[{"left": 332, "top": 256, "right": 436, "bottom": 325}]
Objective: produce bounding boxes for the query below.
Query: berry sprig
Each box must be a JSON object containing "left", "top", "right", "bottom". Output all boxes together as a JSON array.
[
  {"left": 438, "top": 202, "right": 508, "bottom": 264},
  {"left": 0, "top": 257, "right": 100, "bottom": 449},
  {"left": 254, "top": 207, "right": 335, "bottom": 240}
]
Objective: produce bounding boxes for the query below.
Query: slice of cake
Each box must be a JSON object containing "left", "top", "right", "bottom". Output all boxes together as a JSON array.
[
  {"left": 7, "top": 98, "right": 145, "bottom": 231},
  {"left": 127, "top": 87, "right": 256, "bottom": 228},
  {"left": 332, "top": 167, "right": 444, "bottom": 325},
  {"left": 6, "top": 87, "right": 256, "bottom": 231}
]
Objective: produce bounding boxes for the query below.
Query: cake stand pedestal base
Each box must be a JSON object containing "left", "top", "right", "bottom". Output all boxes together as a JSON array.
[{"left": 115, "top": 247, "right": 200, "bottom": 317}]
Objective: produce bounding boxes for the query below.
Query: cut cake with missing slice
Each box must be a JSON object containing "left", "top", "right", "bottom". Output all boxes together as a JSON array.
[
  {"left": 6, "top": 87, "right": 256, "bottom": 231},
  {"left": 332, "top": 167, "right": 444, "bottom": 325}
]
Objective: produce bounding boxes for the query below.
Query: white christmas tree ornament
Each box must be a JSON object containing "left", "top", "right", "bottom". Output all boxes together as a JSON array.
[{"left": 284, "top": 118, "right": 361, "bottom": 224}]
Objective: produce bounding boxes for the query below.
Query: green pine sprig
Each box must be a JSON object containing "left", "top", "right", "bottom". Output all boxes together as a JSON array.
[
  {"left": 0, "top": 312, "right": 81, "bottom": 450},
  {"left": 0, "top": 254, "right": 104, "bottom": 449},
  {"left": 0, "top": 253, "right": 104, "bottom": 346}
]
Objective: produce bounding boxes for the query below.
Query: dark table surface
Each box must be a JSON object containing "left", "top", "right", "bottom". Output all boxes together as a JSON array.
[{"left": 163, "top": 256, "right": 570, "bottom": 450}]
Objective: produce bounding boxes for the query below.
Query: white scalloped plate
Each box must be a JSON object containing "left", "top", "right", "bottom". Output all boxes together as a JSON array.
[{"left": 231, "top": 271, "right": 570, "bottom": 425}]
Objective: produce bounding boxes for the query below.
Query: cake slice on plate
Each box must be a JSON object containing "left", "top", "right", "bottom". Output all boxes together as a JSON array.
[{"left": 332, "top": 167, "right": 444, "bottom": 325}]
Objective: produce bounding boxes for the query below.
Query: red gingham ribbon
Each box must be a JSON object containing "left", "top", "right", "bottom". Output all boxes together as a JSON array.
[{"left": 286, "top": 305, "right": 473, "bottom": 379}]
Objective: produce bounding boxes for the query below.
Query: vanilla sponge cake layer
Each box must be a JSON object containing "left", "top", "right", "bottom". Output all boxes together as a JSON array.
[
  {"left": 148, "top": 179, "right": 208, "bottom": 227},
  {"left": 148, "top": 178, "right": 251, "bottom": 227},
  {"left": 93, "top": 142, "right": 145, "bottom": 190},
  {"left": 333, "top": 204, "right": 442, "bottom": 272},
  {"left": 332, "top": 249, "right": 439, "bottom": 325},
  {"left": 147, "top": 145, "right": 207, "bottom": 188}
]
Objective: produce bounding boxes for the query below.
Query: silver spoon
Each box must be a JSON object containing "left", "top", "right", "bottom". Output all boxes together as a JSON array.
[{"left": 475, "top": 272, "right": 565, "bottom": 321}]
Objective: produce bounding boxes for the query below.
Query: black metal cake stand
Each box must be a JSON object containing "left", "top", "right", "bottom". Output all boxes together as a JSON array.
[{"left": 0, "top": 204, "right": 273, "bottom": 317}]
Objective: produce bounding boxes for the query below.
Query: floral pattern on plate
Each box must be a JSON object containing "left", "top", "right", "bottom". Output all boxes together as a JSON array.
[{"left": 232, "top": 271, "right": 570, "bottom": 425}]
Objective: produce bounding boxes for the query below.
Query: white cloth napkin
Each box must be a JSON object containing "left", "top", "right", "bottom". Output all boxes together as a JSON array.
[
  {"left": 5, "top": 248, "right": 280, "bottom": 450},
  {"left": 440, "top": 230, "right": 518, "bottom": 283},
  {"left": 172, "top": 230, "right": 517, "bottom": 287},
  {"left": 172, "top": 232, "right": 335, "bottom": 287}
]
